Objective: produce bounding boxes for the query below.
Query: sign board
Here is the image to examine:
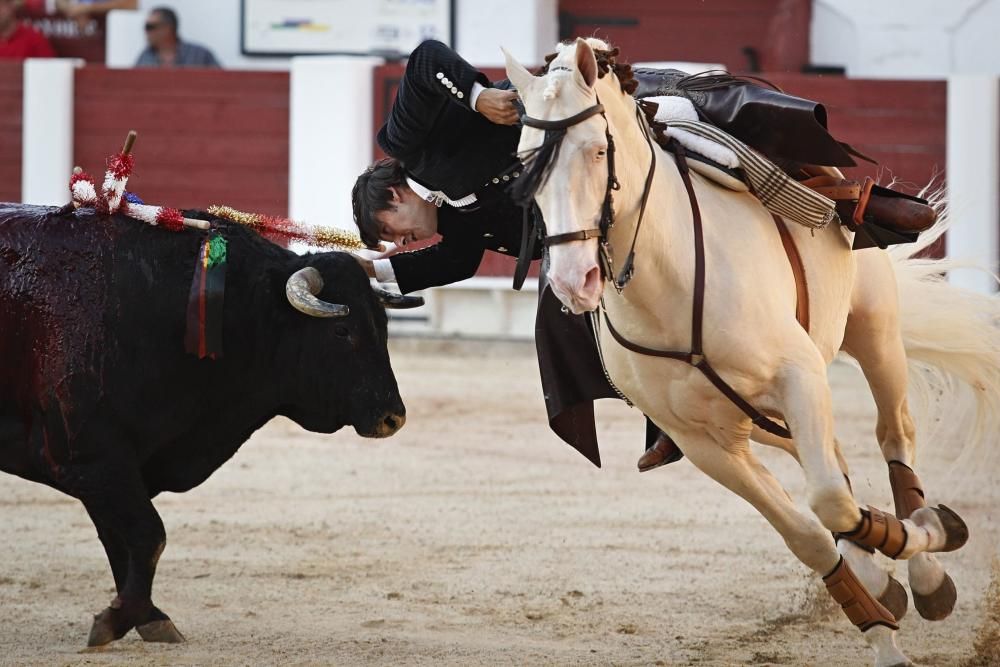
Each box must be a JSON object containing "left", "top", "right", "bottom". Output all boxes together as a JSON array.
[{"left": 241, "top": 0, "right": 454, "bottom": 58}]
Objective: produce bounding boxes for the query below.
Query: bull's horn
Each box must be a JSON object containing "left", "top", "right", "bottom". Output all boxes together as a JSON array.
[
  {"left": 285, "top": 267, "right": 349, "bottom": 318},
  {"left": 373, "top": 287, "right": 424, "bottom": 309}
]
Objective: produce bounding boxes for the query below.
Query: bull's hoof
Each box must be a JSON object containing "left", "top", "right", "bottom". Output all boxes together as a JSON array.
[
  {"left": 878, "top": 576, "right": 908, "bottom": 622},
  {"left": 912, "top": 571, "right": 958, "bottom": 621},
  {"left": 934, "top": 505, "right": 969, "bottom": 552},
  {"left": 136, "top": 619, "right": 186, "bottom": 643},
  {"left": 87, "top": 607, "right": 129, "bottom": 647}
]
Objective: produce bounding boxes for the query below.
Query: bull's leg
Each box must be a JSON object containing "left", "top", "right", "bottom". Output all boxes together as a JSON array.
[
  {"left": 676, "top": 428, "right": 911, "bottom": 667},
  {"left": 843, "top": 253, "right": 961, "bottom": 619},
  {"left": 72, "top": 462, "right": 181, "bottom": 647},
  {"left": 85, "top": 507, "right": 184, "bottom": 644}
]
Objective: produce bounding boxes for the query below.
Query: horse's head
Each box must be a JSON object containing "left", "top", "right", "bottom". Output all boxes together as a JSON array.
[{"left": 506, "top": 38, "right": 619, "bottom": 314}]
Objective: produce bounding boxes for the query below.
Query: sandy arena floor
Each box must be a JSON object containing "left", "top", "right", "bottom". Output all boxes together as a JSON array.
[{"left": 0, "top": 338, "right": 997, "bottom": 666}]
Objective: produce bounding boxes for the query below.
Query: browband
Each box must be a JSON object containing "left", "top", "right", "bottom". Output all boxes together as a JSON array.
[{"left": 521, "top": 104, "right": 606, "bottom": 131}]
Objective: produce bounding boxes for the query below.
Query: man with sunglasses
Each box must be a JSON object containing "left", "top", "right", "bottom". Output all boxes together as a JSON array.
[{"left": 135, "top": 6, "right": 218, "bottom": 68}]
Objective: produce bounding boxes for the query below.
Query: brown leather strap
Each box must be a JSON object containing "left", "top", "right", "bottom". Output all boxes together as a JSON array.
[
  {"left": 853, "top": 177, "right": 876, "bottom": 227},
  {"left": 888, "top": 460, "right": 926, "bottom": 520},
  {"left": 521, "top": 103, "right": 606, "bottom": 131},
  {"left": 545, "top": 228, "right": 604, "bottom": 246},
  {"left": 823, "top": 556, "right": 900, "bottom": 631},
  {"left": 801, "top": 175, "right": 862, "bottom": 202},
  {"left": 772, "top": 214, "right": 810, "bottom": 332},
  {"left": 839, "top": 505, "right": 909, "bottom": 559},
  {"left": 599, "top": 139, "right": 793, "bottom": 441}
]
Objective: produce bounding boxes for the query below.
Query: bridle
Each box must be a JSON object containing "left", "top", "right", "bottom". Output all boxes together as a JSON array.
[
  {"left": 517, "top": 92, "right": 795, "bottom": 440},
  {"left": 519, "top": 96, "right": 658, "bottom": 292}
]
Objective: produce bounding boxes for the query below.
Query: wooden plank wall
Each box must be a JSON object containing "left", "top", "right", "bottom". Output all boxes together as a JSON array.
[
  {"left": 767, "top": 74, "right": 947, "bottom": 195},
  {"left": 558, "top": 0, "right": 811, "bottom": 72},
  {"left": 0, "top": 62, "right": 23, "bottom": 204},
  {"left": 73, "top": 68, "right": 289, "bottom": 216}
]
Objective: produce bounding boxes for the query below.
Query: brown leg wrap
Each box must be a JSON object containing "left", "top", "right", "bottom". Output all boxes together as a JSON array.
[
  {"left": 823, "top": 556, "right": 899, "bottom": 632},
  {"left": 887, "top": 460, "right": 926, "bottom": 519},
  {"left": 837, "top": 505, "right": 909, "bottom": 559}
]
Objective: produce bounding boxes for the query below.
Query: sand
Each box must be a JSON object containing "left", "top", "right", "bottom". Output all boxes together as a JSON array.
[{"left": 0, "top": 338, "right": 997, "bottom": 666}]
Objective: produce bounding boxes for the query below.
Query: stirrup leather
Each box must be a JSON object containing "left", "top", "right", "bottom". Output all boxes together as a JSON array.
[
  {"left": 823, "top": 556, "right": 900, "bottom": 631},
  {"left": 837, "top": 505, "right": 908, "bottom": 559}
]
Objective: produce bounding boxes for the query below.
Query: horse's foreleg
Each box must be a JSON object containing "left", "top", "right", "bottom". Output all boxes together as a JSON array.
[
  {"left": 676, "top": 429, "right": 910, "bottom": 667},
  {"left": 843, "top": 260, "right": 960, "bottom": 619}
]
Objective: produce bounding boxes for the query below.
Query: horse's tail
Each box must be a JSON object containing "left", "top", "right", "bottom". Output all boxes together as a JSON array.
[{"left": 887, "top": 190, "right": 1000, "bottom": 468}]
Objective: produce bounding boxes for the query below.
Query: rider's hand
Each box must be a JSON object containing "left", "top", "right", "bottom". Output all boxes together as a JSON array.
[{"left": 476, "top": 89, "right": 520, "bottom": 126}]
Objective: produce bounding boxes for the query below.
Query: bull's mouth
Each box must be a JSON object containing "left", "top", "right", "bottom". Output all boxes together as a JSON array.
[{"left": 354, "top": 412, "right": 406, "bottom": 438}]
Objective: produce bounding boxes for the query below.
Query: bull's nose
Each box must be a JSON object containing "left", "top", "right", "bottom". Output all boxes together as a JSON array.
[
  {"left": 375, "top": 412, "right": 406, "bottom": 437},
  {"left": 383, "top": 413, "right": 405, "bottom": 432}
]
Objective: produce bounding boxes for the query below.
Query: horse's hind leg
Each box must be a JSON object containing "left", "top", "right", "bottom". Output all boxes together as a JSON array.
[
  {"left": 843, "top": 250, "right": 958, "bottom": 620},
  {"left": 676, "top": 428, "right": 910, "bottom": 667}
]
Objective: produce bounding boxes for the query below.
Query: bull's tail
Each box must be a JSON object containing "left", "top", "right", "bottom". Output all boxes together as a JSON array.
[{"left": 887, "top": 191, "right": 1000, "bottom": 469}]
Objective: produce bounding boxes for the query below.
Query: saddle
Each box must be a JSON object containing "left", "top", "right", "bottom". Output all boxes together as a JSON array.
[{"left": 638, "top": 92, "right": 937, "bottom": 250}]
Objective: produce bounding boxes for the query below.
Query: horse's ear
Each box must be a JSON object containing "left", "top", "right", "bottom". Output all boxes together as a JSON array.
[
  {"left": 575, "top": 38, "right": 598, "bottom": 88},
  {"left": 502, "top": 47, "right": 535, "bottom": 95}
]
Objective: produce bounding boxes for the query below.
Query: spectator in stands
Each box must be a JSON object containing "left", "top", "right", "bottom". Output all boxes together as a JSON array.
[
  {"left": 0, "top": 0, "right": 55, "bottom": 59},
  {"left": 135, "top": 6, "right": 219, "bottom": 68}
]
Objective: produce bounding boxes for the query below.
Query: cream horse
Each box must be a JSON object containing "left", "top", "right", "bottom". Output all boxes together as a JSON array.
[{"left": 506, "top": 38, "right": 1000, "bottom": 667}]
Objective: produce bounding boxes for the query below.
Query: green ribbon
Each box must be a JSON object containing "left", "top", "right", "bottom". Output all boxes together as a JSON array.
[{"left": 206, "top": 233, "right": 228, "bottom": 268}]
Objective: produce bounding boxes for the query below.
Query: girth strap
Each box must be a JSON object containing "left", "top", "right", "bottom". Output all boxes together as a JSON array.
[{"left": 772, "top": 214, "right": 810, "bottom": 332}]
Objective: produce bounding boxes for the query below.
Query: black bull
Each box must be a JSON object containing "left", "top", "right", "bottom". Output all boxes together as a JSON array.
[{"left": 0, "top": 203, "right": 416, "bottom": 646}]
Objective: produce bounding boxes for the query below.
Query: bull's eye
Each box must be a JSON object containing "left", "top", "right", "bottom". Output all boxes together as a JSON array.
[{"left": 334, "top": 325, "right": 350, "bottom": 338}]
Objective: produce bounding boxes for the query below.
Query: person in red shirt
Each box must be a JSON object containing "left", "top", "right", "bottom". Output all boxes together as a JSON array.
[{"left": 0, "top": 0, "right": 56, "bottom": 60}]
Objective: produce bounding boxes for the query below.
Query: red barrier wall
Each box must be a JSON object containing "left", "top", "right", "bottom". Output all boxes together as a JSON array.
[
  {"left": 73, "top": 67, "right": 289, "bottom": 216},
  {"left": 558, "top": 0, "right": 811, "bottom": 72},
  {"left": 0, "top": 62, "right": 23, "bottom": 204}
]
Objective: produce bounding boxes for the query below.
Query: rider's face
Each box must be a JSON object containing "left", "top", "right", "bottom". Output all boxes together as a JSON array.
[{"left": 374, "top": 186, "right": 439, "bottom": 247}]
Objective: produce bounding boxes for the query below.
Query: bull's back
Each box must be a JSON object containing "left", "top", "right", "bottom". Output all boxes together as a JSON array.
[{"left": 0, "top": 205, "right": 114, "bottom": 411}]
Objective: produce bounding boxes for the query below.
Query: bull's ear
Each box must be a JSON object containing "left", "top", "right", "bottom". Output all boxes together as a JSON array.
[
  {"left": 575, "top": 38, "right": 598, "bottom": 88},
  {"left": 503, "top": 46, "right": 535, "bottom": 95}
]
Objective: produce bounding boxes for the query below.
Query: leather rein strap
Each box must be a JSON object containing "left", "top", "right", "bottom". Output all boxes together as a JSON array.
[
  {"left": 522, "top": 97, "right": 795, "bottom": 440},
  {"left": 602, "top": 137, "right": 794, "bottom": 440}
]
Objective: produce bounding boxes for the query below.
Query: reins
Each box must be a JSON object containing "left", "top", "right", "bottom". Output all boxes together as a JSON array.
[{"left": 519, "top": 93, "right": 793, "bottom": 440}]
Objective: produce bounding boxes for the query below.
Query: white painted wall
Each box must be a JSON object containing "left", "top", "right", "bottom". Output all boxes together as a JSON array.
[
  {"left": 289, "top": 56, "right": 382, "bottom": 228},
  {"left": 811, "top": 0, "right": 1000, "bottom": 78},
  {"left": 456, "top": 0, "right": 557, "bottom": 67},
  {"left": 107, "top": 0, "right": 558, "bottom": 71},
  {"left": 21, "top": 59, "right": 81, "bottom": 206}
]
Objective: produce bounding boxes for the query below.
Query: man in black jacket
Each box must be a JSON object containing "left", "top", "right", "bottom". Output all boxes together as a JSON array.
[{"left": 351, "top": 39, "right": 660, "bottom": 470}]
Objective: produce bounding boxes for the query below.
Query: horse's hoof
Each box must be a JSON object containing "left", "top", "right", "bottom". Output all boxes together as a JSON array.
[
  {"left": 87, "top": 607, "right": 125, "bottom": 647},
  {"left": 878, "top": 576, "right": 908, "bottom": 622},
  {"left": 136, "top": 619, "right": 186, "bottom": 643},
  {"left": 912, "top": 571, "right": 957, "bottom": 621},
  {"left": 934, "top": 505, "right": 969, "bottom": 552}
]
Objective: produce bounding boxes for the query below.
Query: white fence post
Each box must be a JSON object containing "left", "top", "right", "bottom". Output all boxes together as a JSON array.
[
  {"left": 21, "top": 58, "right": 81, "bottom": 206},
  {"left": 946, "top": 75, "right": 1000, "bottom": 293}
]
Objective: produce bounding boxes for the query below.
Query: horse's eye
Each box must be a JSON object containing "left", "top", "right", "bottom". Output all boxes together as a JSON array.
[{"left": 595, "top": 149, "right": 607, "bottom": 160}]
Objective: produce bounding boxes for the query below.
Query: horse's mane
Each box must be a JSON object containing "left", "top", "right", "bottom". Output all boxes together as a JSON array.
[
  {"left": 510, "top": 39, "right": 636, "bottom": 211},
  {"left": 537, "top": 39, "right": 638, "bottom": 96}
]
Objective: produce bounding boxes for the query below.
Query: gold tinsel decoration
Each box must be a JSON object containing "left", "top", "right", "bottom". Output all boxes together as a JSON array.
[{"left": 207, "top": 204, "right": 366, "bottom": 251}]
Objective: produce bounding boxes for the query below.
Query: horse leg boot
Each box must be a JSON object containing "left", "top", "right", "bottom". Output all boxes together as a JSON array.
[
  {"left": 676, "top": 429, "right": 911, "bottom": 667},
  {"left": 889, "top": 461, "right": 958, "bottom": 620},
  {"left": 841, "top": 260, "right": 961, "bottom": 619}
]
